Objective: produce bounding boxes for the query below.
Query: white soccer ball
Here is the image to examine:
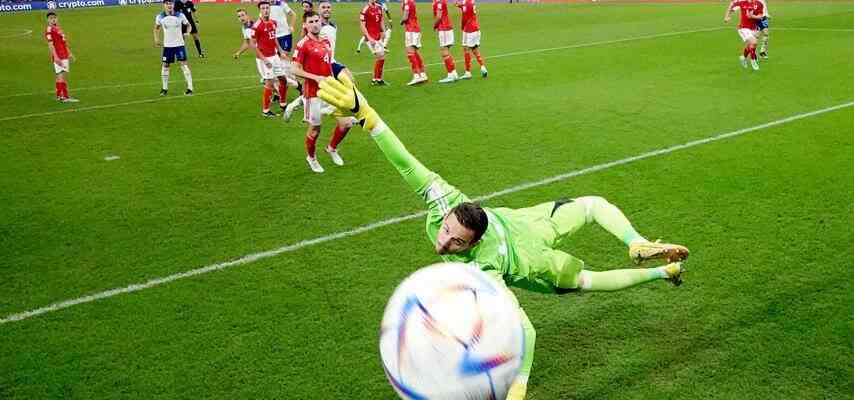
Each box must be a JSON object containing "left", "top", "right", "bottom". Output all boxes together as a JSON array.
[{"left": 379, "top": 262, "right": 524, "bottom": 400}]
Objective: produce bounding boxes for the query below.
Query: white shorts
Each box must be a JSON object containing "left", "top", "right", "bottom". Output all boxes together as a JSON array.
[
  {"left": 53, "top": 59, "right": 70, "bottom": 74},
  {"left": 438, "top": 30, "right": 454, "bottom": 47},
  {"left": 461, "top": 31, "right": 481, "bottom": 48},
  {"left": 738, "top": 28, "right": 758, "bottom": 42},
  {"left": 404, "top": 31, "right": 421, "bottom": 48},
  {"left": 303, "top": 96, "right": 329, "bottom": 127},
  {"left": 257, "top": 56, "right": 287, "bottom": 80},
  {"left": 367, "top": 39, "right": 385, "bottom": 56}
]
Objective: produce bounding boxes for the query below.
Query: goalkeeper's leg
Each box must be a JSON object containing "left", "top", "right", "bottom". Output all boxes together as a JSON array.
[
  {"left": 540, "top": 250, "right": 685, "bottom": 291},
  {"left": 552, "top": 196, "right": 688, "bottom": 264}
]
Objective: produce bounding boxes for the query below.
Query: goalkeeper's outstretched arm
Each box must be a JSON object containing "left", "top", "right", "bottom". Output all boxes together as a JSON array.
[{"left": 318, "top": 75, "right": 437, "bottom": 195}]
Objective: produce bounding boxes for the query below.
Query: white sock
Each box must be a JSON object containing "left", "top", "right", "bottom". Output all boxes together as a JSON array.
[
  {"left": 180, "top": 64, "right": 193, "bottom": 91},
  {"left": 383, "top": 29, "right": 391, "bottom": 47},
  {"left": 357, "top": 36, "right": 365, "bottom": 50},
  {"left": 161, "top": 66, "right": 169, "bottom": 90}
]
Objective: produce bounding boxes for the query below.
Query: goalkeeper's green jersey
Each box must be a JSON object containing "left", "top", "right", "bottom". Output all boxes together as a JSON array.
[{"left": 372, "top": 125, "right": 582, "bottom": 293}]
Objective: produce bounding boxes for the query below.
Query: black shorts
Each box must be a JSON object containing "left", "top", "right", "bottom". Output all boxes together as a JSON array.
[
  {"left": 182, "top": 17, "right": 199, "bottom": 34},
  {"left": 332, "top": 62, "right": 347, "bottom": 79}
]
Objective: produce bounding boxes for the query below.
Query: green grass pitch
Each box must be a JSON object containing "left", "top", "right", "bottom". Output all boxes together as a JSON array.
[{"left": 1, "top": 1, "right": 852, "bottom": 398}]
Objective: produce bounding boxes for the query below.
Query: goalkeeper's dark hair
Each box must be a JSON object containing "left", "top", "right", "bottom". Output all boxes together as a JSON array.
[
  {"left": 452, "top": 202, "right": 488, "bottom": 244},
  {"left": 46, "top": 11, "right": 56, "bottom": 18},
  {"left": 257, "top": 0, "right": 269, "bottom": 7}
]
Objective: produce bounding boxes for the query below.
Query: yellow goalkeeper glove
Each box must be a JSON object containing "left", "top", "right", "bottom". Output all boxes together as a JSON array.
[
  {"left": 317, "top": 74, "right": 381, "bottom": 131},
  {"left": 506, "top": 376, "right": 528, "bottom": 400}
]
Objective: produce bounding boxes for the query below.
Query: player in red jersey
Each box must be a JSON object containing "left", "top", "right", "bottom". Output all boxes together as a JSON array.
[
  {"left": 252, "top": 1, "right": 292, "bottom": 117},
  {"left": 361, "top": 0, "right": 388, "bottom": 85},
  {"left": 401, "top": 0, "right": 428, "bottom": 85},
  {"left": 433, "top": 0, "right": 458, "bottom": 83},
  {"left": 456, "top": 0, "right": 487, "bottom": 79},
  {"left": 292, "top": 11, "right": 356, "bottom": 173},
  {"left": 45, "top": 12, "right": 78, "bottom": 103},
  {"left": 725, "top": 0, "right": 764, "bottom": 71}
]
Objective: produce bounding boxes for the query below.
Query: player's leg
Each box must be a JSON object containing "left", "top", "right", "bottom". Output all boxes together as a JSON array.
[
  {"left": 747, "top": 35, "right": 759, "bottom": 70},
  {"left": 540, "top": 250, "right": 685, "bottom": 293},
  {"left": 405, "top": 46, "right": 421, "bottom": 85},
  {"left": 304, "top": 101, "right": 324, "bottom": 173},
  {"left": 472, "top": 45, "right": 487, "bottom": 77},
  {"left": 191, "top": 29, "right": 204, "bottom": 57},
  {"left": 383, "top": 27, "right": 392, "bottom": 50},
  {"left": 759, "top": 28, "right": 769, "bottom": 58},
  {"left": 550, "top": 197, "right": 689, "bottom": 264},
  {"left": 179, "top": 55, "right": 194, "bottom": 95},
  {"left": 370, "top": 42, "right": 387, "bottom": 85},
  {"left": 438, "top": 39, "right": 458, "bottom": 83},
  {"left": 325, "top": 116, "right": 355, "bottom": 166},
  {"left": 356, "top": 35, "right": 366, "bottom": 53},
  {"left": 160, "top": 62, "right": 171, "bottom": 96},
  {"left": 461, "top": 46, "right": 473, "bottom": 79}
]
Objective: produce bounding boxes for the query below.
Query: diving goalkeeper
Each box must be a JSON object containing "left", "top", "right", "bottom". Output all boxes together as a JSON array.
[{"left": 318, "top": 75, "right": 690, "bottom": 400}]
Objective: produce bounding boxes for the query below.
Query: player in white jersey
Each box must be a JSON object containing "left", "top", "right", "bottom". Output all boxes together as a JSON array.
[
  {"left": 284, "top": 0, "right": 352, "bottom": 122},
  {"left": 153, "top": 0, "right": 194, "bottom": 96},
  {"left": 756, "top": 0, "right": 770, "bottom": 58},
  {"left": 269, "top": 0, "right": 297, "bottom": 59}
]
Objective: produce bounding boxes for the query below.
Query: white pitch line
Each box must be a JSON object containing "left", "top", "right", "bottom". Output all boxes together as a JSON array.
[
  {"left": 2, "top": 99, "right": 852, "bottom": 324},
  {"left": 774, "top": 27, "right": 854, "bottom": 32},
  {"left": 0, "top": 85, "right": 256, "bottom": 123},
  {"left": 0, "top": 26, "right": 726, "bottom": 103},
  {"left": 0, "top": 29, "right": 32, "bottom": 39}
]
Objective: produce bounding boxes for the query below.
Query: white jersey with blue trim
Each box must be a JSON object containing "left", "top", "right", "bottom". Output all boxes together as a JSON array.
[
  {"left": 270, "top": 0, "right": 294, "bottom": 37},
  {"left": 320, "top": 20, "right": 337, "bottom": 61},
  {"left": 156, "top": 11, "right": 189, "bottom": 47}
]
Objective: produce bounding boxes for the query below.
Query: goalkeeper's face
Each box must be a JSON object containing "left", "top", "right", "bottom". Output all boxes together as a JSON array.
[{"left": 435, "top": 213, "right": 477, "bottom": 255}]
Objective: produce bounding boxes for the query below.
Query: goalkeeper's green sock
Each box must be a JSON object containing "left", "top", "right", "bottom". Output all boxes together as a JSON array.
[{"left": 578, "top": 266, "right": 670, "bottom": 291}]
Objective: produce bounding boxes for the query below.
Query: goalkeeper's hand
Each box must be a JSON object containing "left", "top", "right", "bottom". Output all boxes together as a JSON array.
[{"left": 318, "top": 74, "right": 381, "bottom": 131}]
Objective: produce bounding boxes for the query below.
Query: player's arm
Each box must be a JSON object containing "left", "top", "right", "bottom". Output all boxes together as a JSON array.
[
  {"left": 319, "top": 75, "right": 471, "bottom": 208},
  {"left": 46, "top": 40, "right": 63, "bottom": 66},
  {"left": 433, "top": 6, "right": 442, "bottom": 30},
  {"left": 290, "top": 61, "right": 325, "bottom": 84},
  {"left": 287, "top": 8, "right": 297, "bottom": 35},
  {"left": 153, "top": 23, "right": 162, "bottom": 47},
  {"left": 724, "top": 1, "right": 736, "bottom": 22},
  {"left": 401, "top": 5, "right": 409, "bottom": 26},
  {"left": 181, "top": 14, "right": 190, "bottom": 36},
  {"left": 234, "top": 38, "right": 251, "bottom": 58}
]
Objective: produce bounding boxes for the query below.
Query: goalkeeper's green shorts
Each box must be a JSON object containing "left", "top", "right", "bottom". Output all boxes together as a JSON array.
[{"left": 497, "top": 200, "right": 590, "bottom": 294}]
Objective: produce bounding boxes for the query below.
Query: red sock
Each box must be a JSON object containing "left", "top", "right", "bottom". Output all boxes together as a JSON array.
[
  {"left": 374, "top": 59, "right": 385, "bottom": 80},
  {"left": 743, "top": 46, "right": 750, "bottom": 57},
  {"left": 262, "top": 87, "right": 272, "bottom": 111},
  {"left": 329, "top": 125, "right": 350, "bottom": 150},
  {"left": 475, "top": 52, "right": 485, "bottom": 67},
  {"left": 750, "top": 47, "right": 757, "bottom": 60},
  {"left": 305, "top": 134, "right": 317, "bottom": 158},
  {"left": 277, "top": 80, "right": 288, "bottom": 106},
  {"left": 60, "top": 82, "right": 69, "bottom": 98},
  {"left": 464, "top": 52, "right": 472, "bottom": 72},
  {"left": 55, "top": 81, "right": 62, "bottom": 98},
  {"left": 407, "top": 53, "right": 418, "bottom": 74},
  {"left": 415, "top": 52, "right": 425, "bottom": 73},
  {"left": 443, "top": 55, "right": 456, "bottom": 73}
]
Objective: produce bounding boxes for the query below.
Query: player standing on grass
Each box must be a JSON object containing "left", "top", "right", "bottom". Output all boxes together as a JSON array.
[
  {"left": 456, "top": 0, "right": 487, "bottom": 79},
  {"left": 252, "top": 1, "right": 291, "bottom": 117},
  {"left": 401, "top": 0, "right": 428, "bottom": 85},
  {"left": 174, "top": 0, "right": 204, "bottom": 58},
  {"left": 270, "top": 0, "right": 297, "bottom": 61},
  {"left": 756, "top": 0, "right": 770, "bottom": 58},
  {"left": 233, "top": 9, "right": 256, "bottom": 59},
  {"left": 154, "top": 0, "right": 195, "bottom": 96},
  {"left": 292, "top": 11, "right": 356, "bottom": 173},
  {"left": 45, "top": 12, "right": 78, "bottom": 103},
  {"left": 433, "top": 0, "right": 458, "bottom": 83},
  {"left": 361, "top": 0, "right": 388, "bottom": 85},
  {"left": 318, "top": 74, "right": 690, "bottom": 400},
  {"left": 724, "top": 0, "right": 764, "bottom": 71},
  {"left": 284, "top": 0, "right": 354, "bottom": 121}
]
